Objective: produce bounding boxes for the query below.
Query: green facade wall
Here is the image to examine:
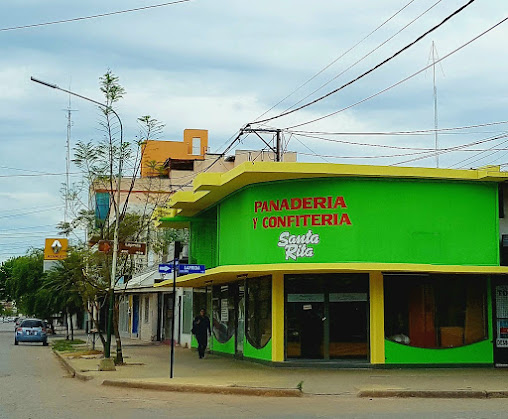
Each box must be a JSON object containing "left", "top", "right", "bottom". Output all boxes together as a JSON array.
[
  {"left": 211, "top": 335, "right": 235, "bottom": 355},
  {"left": 215, "top": 178, "right": 498, "bottom": 267},
  {"left": 190, "top": 206, "right": 218, "bottom": 268},
  {"left": 244, "top": 339, "right": 272, "bottom": 361}
]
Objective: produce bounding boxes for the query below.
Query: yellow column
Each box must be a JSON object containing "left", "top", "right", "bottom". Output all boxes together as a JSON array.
[
  {"left": 369, "top": 271, "right": 385, "bottom": 364},
  {"left": 272, "top": 272, "right": 285, "bottom": 362}
]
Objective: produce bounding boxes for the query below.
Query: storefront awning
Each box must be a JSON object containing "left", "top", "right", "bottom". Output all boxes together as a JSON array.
[{"left": 154, "top": 262, "right": 508, "bottom": 288}]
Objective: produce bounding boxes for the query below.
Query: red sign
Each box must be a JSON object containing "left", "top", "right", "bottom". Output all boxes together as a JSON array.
[{"left": 98, "top": 240, "right": 146, "bottom": 255}]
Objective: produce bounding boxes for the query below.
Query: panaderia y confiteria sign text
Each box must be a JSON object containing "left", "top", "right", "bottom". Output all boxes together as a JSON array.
[{"left": 252, "top": 196, "right": 351, "bottom": 260}]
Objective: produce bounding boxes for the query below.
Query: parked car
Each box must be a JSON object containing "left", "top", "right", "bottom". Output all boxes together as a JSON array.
[
  {"left": 14, "top": 317, "right": 24, "bottom": 329},
  {"left": 14, "top": 318, "right": 48, "bottom": 346}
]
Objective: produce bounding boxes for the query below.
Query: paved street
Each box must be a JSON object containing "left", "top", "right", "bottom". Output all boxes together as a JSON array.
[{"left": 2, "top": 323, "right": 508, "bottom": 418}]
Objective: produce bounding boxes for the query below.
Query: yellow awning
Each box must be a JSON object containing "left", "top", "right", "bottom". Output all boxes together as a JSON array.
[{"left": 154, "top": 262, "right": 508, "bottom": 288}]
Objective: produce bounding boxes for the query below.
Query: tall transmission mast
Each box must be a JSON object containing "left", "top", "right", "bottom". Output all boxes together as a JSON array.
[{"left": 64, "top": 93, "right": 78, "bottom": 229}]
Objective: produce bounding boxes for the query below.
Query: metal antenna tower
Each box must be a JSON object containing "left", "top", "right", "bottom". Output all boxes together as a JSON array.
[{"left": 63, "top": 92, "right": 78, "bottom": 228}]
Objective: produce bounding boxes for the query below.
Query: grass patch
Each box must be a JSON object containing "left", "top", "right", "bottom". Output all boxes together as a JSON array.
[{"left": 52, "top": 339, "right": 86, "bottom": 352}]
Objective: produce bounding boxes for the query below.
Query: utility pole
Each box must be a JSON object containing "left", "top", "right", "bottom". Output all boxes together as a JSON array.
[
  {"left": 31, "top": 77, "right": 123, "bottom": 370},
  {"left": 240, "top": 127, "right": 283, "bottom": 161}
]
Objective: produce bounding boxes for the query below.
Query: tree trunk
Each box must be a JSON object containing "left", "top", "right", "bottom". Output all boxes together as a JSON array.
[
  {"left": 85, "top": 304, "right": 106, "bottom": 351},
  {"left": 65, "top": 311, "right": 70, "bottom": 340},
  {"left": 113, "top": 298, "right": 124, "bottom": 365},
  {"left": 70, "top": 314, "right": 74, "bottom": 341}
]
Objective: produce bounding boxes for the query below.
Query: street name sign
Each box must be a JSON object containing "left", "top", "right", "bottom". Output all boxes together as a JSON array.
[{"left": 178, "top": 264, "right": 206, "bottom": 274}]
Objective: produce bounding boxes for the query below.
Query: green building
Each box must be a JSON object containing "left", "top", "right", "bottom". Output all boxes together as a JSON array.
[{"left": 156, "top": 162, "right": 508, "bottom": 366}]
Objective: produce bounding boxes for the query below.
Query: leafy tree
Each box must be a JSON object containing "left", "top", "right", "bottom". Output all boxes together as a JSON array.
[{"left": 56, "top": 70, "right": 176, "bottom": 363}]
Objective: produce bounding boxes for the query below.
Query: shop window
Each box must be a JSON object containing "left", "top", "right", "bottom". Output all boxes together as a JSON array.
[
  {"left": 212, "top": 285, "right": 235, "bottom": 343},
  {"left": 246, "top": 276, "right": 272, "bottom": 349},
  {"left": 384, "top": 275, "right": 488, "bottom": 348}
]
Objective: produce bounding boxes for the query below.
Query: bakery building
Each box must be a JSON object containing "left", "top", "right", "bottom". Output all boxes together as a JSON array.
[{"left": 155, "top": 162, "right": 508, "bottom": 367}]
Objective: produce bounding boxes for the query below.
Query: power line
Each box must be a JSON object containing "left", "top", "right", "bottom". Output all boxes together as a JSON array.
[
  {"left": 252, "top": 0, "right": 476, "bottom": 126},
  {"left": 0, "top": 206, "right": 64, "bottom": 219},
  {"left": 289, "top": 120, "right": 508, "bottom": 136},
  {"left": 391, "top": 132, "right": 508, "bottom": 166},
  {"left": 0, "top": 172, "right": 81, "bottom": 178},
  {"left": 253, "top": 0, "right": 421, "bottom": 122},
  {"left": 286, "top": 14, "right": 508, "bottom": 130},
  {"left": 280, "top": 0, "right": 444, "bottom": 116},
  {"left": 0, "top": 0, "right": 193, "bottom": 32},
  {"left": 290, "top": 131, "right": 508, "bottom": 153}
]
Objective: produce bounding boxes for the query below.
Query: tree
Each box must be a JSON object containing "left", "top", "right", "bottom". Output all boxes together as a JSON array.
[{"left": 57, "top": 70, "right": 175, "bottom": 363}]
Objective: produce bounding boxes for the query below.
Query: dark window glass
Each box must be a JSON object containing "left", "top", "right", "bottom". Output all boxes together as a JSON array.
[
  {"left": 212, "top": 285, "right": 235, "bottom": 343},
  {"left": 384, "top": 275, "right": 488, "bottom": 348},
  {"left": 21, "top": 320, "right": 43, "bottom": 328},
  {"left": 246, "top": 276, "right": 272, "bottom": 349}
]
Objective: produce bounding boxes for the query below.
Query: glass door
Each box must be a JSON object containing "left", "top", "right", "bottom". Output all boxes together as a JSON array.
[
  {"left": 328, "top": 293, "right": 368, "bottom": 359},
  {"left": 286, "top": 294, "right": 325, "bottom": 359}
]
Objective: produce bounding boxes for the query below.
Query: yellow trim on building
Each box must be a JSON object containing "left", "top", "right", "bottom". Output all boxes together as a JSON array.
[
  {"left": 158, "top": 162, "right": 508, "bottom": 218},
  {"left": 271, "top": 272, "right": 285, "bottom": 362},
  {"left": 154, "top": 262, "right": 508, "bottom": 289},
  {"left": 369, "top": 272, "right": 385, "bottom": 365}
]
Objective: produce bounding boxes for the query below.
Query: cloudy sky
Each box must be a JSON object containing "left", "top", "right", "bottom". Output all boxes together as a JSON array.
[{"left": 1, "top": 0, "right": 507, "bottom": 262}]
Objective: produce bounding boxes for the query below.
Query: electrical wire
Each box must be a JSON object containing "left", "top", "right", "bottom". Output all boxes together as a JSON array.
[
  {"left": 288, "top": 120, "right": 508, "bottom": 136},
  {"left": 253, "top": 0, "right": 421, "bottom": 122},
  {"left": 252, "top": 0, "right": 476, "bottom": 126},
  {"left": 391, "top": 132, "right": 508, "bottom": 166},
  {"left": 286, "top": 14, "right": 508, "bottom": 130},
  {"left": 280, "top": 0, "right": 444, "bottom": 116},
  {"left": 0, "top": 0, "right": 193, "bottom": 32},
  {"left": 286, "top": 131, "right": 508, "bottom": 152},
  {"left": 0, "top": 206, "right": 64, "bottom": 219},
  {"left": 0, "top": 172, "right": 81, "bottom": 178}
]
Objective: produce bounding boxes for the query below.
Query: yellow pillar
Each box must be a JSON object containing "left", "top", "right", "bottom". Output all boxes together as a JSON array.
[
  {"left": 272, "top": 272, "right": 285, "bottom": 362},
  {"left": 369, "top": 271, "right": 385, "bottom": 364}
]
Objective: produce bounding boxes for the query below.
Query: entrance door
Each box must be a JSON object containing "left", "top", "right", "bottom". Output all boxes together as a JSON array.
[
  {"left": 163, "top": 294, "right": 173, "bottom": 343},
  {"left": 132, "top": 295, "right": 139, "bottom": 337},
  {"left": 328, "top": 293, "right": 368, "bottom": 359},
  {"left": 492, "top": 278, "right": 508, "bottom": 366},
  {"left": 285, "top": 274, "right": 369, "bottom": 361},
  {"left": 286, "top": 294, "right": 325, "bottom": 359}
]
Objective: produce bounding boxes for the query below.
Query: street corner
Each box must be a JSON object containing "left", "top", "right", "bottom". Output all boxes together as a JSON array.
[
  {"left": 101, "top": 378, "right": 304, "bottom": 397},
  {"left": 52, "top": 349, "right": 95, "bottom": 381}
]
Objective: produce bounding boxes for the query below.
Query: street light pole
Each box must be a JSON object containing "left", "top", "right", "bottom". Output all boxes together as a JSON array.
[{"left": 31, "top": 76, "right": 123, "bottom": 360}]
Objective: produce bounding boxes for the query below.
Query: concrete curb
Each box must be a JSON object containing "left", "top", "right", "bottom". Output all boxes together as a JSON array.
[
  {"left": 357, "top": 389, "right": 508, "bottom": 399},
  {"left": 52, "top": 350, "right": 94, "bottom": 382},
  {"left": 102, "top": 379, "right": 303, "bottom": 397}
]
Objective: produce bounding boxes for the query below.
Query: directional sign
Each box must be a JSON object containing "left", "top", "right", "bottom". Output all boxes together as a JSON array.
[
  {"left": 178, "top": 264, "right": 206, "bottom": 274},
  {"left": 158, "top": 264, "right": 173, "bottom": 274},
  {"left": 98, "top": 240, "right": 147, "bottom": 255}
]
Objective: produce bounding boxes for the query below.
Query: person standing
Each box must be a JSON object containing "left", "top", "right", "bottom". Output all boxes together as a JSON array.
[{"left": 192, "top": 308, "right": 211, "bottom": 359}]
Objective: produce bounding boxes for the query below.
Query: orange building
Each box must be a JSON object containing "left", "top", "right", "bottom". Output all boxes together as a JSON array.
[{"left": 141, "top": 129, "right": 209, "bottom": 178}]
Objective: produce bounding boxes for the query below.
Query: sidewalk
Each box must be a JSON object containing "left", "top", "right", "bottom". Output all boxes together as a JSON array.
[{"left": 50, "top": 331, "right": 508, "bottom": 398}]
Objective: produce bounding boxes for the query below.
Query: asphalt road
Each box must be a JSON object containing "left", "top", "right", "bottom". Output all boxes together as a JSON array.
[{"left": 1, "top": 321, "right": 508, "bottom": 418}]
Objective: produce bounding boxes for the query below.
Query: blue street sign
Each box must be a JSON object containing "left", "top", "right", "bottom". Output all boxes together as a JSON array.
[
  {"left": 158, "top": 263, "right": 173, "bottom": 274},
  {"left": 178, "top": 264, "right": 206, "bottom": 274}
]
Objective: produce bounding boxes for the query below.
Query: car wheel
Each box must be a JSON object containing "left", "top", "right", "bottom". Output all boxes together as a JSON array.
[
  {"left": 43, "top": 341, "right": 48, "bottom": 346},
  {"left": 14, "top": 339, "right": 18, "bottom": 346}
]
